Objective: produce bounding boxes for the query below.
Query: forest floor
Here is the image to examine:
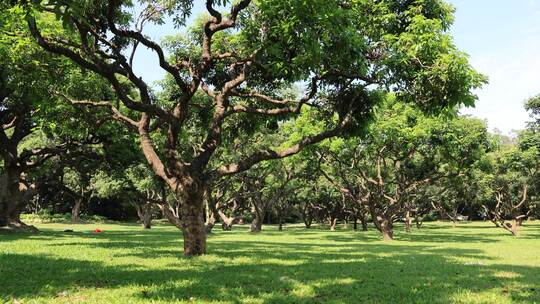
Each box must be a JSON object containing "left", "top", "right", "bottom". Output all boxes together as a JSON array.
[{"left": 1, "top": 221, "right": 539, "bottom": 304}]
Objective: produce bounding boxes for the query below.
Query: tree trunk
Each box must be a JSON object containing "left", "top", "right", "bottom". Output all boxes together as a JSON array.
[
  {"left": 329, "top": 217, "right": 337, "bottom": 231},
  {"left": 0, "top": 165, "right": 39, "bottom": 232},
  {"left": 360, "top": 214, "right": 368, "bottom": 231},
  {"left": 381, "top": 220, "right": 394, "bottom": 241},
  {"left": 352, "top": 216, "right": 358, "bottom": 231},
  {"left": 438, "top": 208, "right": 445, "bottom": 221},
  {"left": 218, "top": 210, "right": 235, "bottom": 231},
  {"left": 179, "top": 185, "right": 207, "bottom": 256},
  {"left": 302, "top": 211, "right": 312, "bottom": 229},
  {"left": 72, "top": 198, "right": 82, "bottom": 223},
  {"left": 221, "top": 221, "right": 232, "bottom": 231},
  {"left": 142, "top": 214, "right": 152, "bottom": 229},
  {"left": 205, "top": 198, "right": 216, "bottom": 234},
  {"left": 404, "top": 211, "right": 412, "bottom": 233},
  {"left": 136, "top": 202, "right": 153, "bottom": 229},
  {"left": 278, "top": 212, "right": 283, "bottom": 231},
  {"left": 250, "top": 204, "right": 263, "bottom": 232},
  {"left": 250, "top": 215, "right": 263, "bottom": 232},
  {"left": 415, "top": 216, "right": 423, "bottom": 229},
  {"left": 510, "top": 219, "right": 519, "bottom": 236},
  {"left": 205, "top": 214, "right": 216, "bottom": 234}
]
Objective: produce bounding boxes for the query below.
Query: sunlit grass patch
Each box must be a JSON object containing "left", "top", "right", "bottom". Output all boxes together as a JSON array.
[{"left": 1, "top": 221, "right": 539, "bottom": 303}]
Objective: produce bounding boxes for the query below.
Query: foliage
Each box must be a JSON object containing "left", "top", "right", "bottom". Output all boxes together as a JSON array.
[{"left": 20, "top": 209, "right": 107, "bottom": 223}]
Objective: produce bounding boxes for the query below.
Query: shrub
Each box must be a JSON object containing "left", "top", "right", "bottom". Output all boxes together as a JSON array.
[{"left": 20, "top": 209, "right": 108, "bottom": 223}]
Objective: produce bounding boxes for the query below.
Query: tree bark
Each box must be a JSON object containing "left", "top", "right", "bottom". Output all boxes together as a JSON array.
[
  {"left": 352, "top": 216, "right": 358, "bottom": 231},
  {"left": 250, "top": 203, "right": 264, "bottom": 232},
  {"left": 205, "top": 213, "right": 216, "bottom": 234},
  {"left": 142, "top": 214, "right": 152, "bottom": 229},
  {"left": 180, "top": 185, "right": 207, "bottom": 256},
  {"left": 250, "top": 215, "right": 263, "bottom": 232},
  {"left": 329, "top": 217, "right": 337, "bottom": 231},
  {"left": 304, "top": 217, "right": 312, "bottom": 229},
  {"left": 302, "top": 205, "right": 312, "bottom": 228},
  {"left": 0, "top": 160, "right": 39, "bottom": 232},
  {"left": 510, "top": 219, "right": 519, "bottom": 236},
  {"left": 218, "top": 211, "right": 237, "bottom": 231},
  {"left": 136, "top": 202, "right": 153, "bottom": 229},
  {"left": 405, "top": 211, "right": 412, "bottom": 233},
  {"left": 360, "top": 213, "right": 368, "bottom": 231},
  {"left": 71, "top": 198, "right": 82, "bottom": 223},
  {"left": 381, "top": 220, "right": 394, "bottom": 241},
  {"left": 415, "top": 216, "right": 423, "bottom": 229}
]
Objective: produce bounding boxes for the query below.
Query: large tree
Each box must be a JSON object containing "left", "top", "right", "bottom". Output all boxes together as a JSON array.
[
  {"left": 0, "top": 7, "right": 103, "bottom": 230},
  {"left": 17, "top": 0, "right": 485, "bottom": 255}
]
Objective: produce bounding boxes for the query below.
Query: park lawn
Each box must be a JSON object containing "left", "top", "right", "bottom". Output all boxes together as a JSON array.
[{"left": 0, "top": 222, "right": 539, "bottom": 304}]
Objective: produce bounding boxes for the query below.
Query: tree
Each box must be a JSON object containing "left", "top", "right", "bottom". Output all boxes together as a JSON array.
[
  {"left": 479, "top": 100, "right": 539, "bottom": 236},
  {"left": 480, "top": 148, "right": 537, "bottom": 236},
  {"left": 18, "top": 0, "right": 485, "bottom": 255},
  {"left": 0, "top": 7, "right": 101, "bottom": 230},
  {"left": 525, "top": 95, "right": 540, "bottom": 128},
  {"left": 422, "top": 116, "right": 492, "bottom": 226},
  {"left": 317, "top": 100, "right": 491, "bottom": 239},
  {"left": 319, "top": 101, "right": 441, "bottom": 240}
]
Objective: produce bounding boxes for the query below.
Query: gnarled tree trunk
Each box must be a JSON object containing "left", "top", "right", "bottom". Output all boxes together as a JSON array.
[
  {"left": 250, "top": 214, "right": 263, "bottom": 232},
  {"left": 179, "top": 184, "right": 207, "bottom": 256},
  {"left": 359, "top": 212, "right": 368, "bottom": 231},
  {"left": 278, "top": 211, "right": 283, "bottom": 231},
  {"left": 404, "top": 211, "right": 412, "bottom": 233},
  {"left": 380, "top": 220, "right": 394, "bottom": 241},
  {"left": 219, "top": 211, "right": 241, "bottom": 231},
  {"left": 302, "top": 204, "right": 313, "bottom": 228},
  {"left": 0, "top": 168, "right": 39, "bottom": 232},
  {"left": 205, "top": 212, "right": 216, "bottom": 234},
  {"left": 370, "top": 207, "right": 394, "bottom": 241},
  {"left": 250, "top": 200, "right": 264, "bottom": 232},
  {"left": 71, "top": 198, "right": 82, "bottom": 223},
  {"left": 329, "top": 217, "right": 338, "bottom": 231},
  {"left": 508, "top": 219, "right": 519, "bottom": 236},
  {"left": 136, "top": 201, "right": 153, "bottom": 229}
]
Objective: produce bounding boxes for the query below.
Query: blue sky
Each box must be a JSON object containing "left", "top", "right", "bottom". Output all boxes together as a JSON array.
[
  {"left": 449, "top": 0, "right": 540, "bottom": 134},
  {"left": 133, "top": 1, "right": 540, "bottom": 134}
]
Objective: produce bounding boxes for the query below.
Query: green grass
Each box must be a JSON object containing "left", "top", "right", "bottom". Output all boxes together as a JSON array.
[{"left": 1, "top": 222, "right": 539, "bottom": 304}]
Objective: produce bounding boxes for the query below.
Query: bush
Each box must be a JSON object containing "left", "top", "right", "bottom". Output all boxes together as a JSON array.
[
  {"left": 421, "top": 212, "right": 438, "bottom": 222},
  {"left": 20, "top": 209, "right": 70, "bottom": 223},
  {"left": 20, "top": 209, "right": 108, "bottom": 223},
  {"left": 81, "top": 214, "right": 108, "bottom": 223}
]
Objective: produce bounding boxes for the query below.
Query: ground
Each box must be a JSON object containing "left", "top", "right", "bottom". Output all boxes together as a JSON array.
[{"left": 1, "top": 222, "right": 539, "bottom": 304}]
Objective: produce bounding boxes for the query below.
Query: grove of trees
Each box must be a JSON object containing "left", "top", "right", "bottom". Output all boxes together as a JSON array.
[{"left": 1, "top": 0, "right": 538, "bottom": 256}]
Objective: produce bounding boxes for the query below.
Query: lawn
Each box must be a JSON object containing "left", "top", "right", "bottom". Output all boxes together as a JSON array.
[{"left": 1, "top": 222, "right": 539, "bottom": 304}]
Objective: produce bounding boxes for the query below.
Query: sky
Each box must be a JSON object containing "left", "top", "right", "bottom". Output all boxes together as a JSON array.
[
  {"left": 133, "top": 1, "right": 540, "bottom": 135},
  {"left": 448, "top": 0, "right": 540, "bottom": 135}
]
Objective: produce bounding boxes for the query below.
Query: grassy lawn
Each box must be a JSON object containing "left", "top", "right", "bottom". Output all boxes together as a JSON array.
[{"left": 1, "top": 222, "right": 539, "bottom": 304}]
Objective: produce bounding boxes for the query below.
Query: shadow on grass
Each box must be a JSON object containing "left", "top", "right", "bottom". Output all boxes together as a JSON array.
[{"left": 1, "top": 226, "right": 540, "bottom": 303}]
